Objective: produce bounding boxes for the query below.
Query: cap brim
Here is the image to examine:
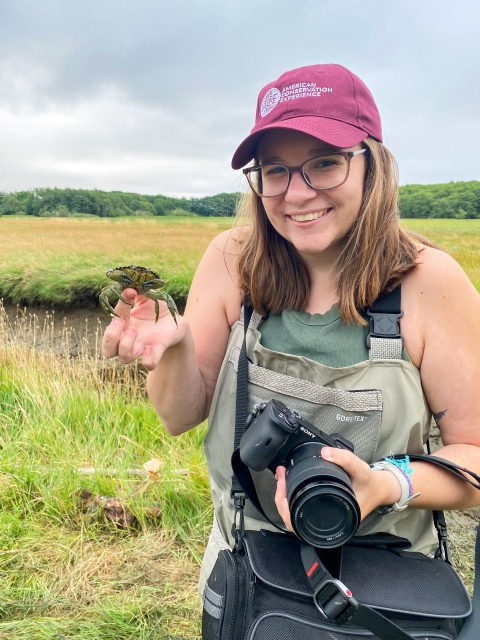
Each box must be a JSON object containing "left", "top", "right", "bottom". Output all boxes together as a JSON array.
[{"left": 231, "top": 116, "right": 368, "bottom": 170}]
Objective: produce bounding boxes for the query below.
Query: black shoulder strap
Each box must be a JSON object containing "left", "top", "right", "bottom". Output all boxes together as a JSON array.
[
  {"left": 366, "top": 285, "right": 404, "bottom": 349},
  {"left": 230, "top": 301, "right": 253, "bottom": 550},
  {"left": 233, "top": 302, "right": 253, "bottom": 458}
]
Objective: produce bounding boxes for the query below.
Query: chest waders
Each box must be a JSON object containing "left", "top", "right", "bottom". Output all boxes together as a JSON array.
[
  {"left": 201, "top": 287, "right": 440, "bottom": 593},
  {"left": 200, "top": 288, "right": 480, "bottom": 640}
]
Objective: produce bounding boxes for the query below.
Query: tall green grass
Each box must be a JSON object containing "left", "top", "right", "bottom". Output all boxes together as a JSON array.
[{"left": 0, "top": 305, "right": 210, "bottom": 638}]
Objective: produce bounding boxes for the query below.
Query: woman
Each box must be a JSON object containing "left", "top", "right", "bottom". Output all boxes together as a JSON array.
[{"left": 102, "top": 64, "right": 480, "bottom": 595}]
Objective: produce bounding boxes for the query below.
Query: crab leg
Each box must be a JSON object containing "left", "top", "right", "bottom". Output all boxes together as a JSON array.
[
  {"left": 145, "top": 290, "right": 179, "bottom": 326},
  {"left": 99, "top": 285, "right": 133, "bottom": 318}
]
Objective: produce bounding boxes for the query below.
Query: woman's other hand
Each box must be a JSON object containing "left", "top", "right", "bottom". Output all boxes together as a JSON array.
[{"left": 274, "top": 448, "right": 401, "bottom": 531}]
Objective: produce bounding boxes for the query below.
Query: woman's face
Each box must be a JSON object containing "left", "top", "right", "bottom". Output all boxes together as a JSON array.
[{"left": 257, "top": 129, "right": 366, "bottom": 265}]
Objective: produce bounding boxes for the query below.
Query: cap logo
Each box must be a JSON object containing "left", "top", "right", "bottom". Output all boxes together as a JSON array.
[
  {"left": 280, "top": 82, "right": 333, "bottom": 101},
  {"left": 260, "top": 88, "right": 281, "bottom": 117},
  {"left": 261, "top": 83, "right": 334, "bottom": 118}
]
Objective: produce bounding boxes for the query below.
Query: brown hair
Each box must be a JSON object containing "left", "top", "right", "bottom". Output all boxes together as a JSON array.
[{"left": 236, "top": 137, "right": 430, "bottom": 324}]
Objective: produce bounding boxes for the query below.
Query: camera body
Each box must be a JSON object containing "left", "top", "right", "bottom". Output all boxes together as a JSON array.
[
  {"left": 240, "top": 398, "right": 354, "bottom": 473},
  {"left": 239, "top": 399, "right": 361, "bottom": 548}
]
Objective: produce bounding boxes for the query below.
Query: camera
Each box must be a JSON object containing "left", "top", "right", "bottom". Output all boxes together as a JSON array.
[{"left": 239, "top": 399, "right": 361, "bottom": 548}]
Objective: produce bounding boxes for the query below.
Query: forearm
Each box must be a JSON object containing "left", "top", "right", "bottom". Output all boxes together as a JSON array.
[
  {"left": 146, "top": 328, "right": 208, "bottom": 435},
  {"left": 407, "top": 443, "right": 480, "bottom": 511}
]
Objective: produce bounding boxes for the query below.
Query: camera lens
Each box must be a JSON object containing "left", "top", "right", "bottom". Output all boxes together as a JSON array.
[{"left": 286, "top": 442, "right": 360, "bottom": 548}]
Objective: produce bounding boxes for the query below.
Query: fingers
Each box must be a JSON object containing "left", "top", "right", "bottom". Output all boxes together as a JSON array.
[
  {"left": 140, "top": 342, "right": 168, "bottom": 371},
  {"left": 102, "top": 316, "right": 126, "bottom": 358},
  {"left": 112, "top": 288, "right": 137, "bottom": 319},
  {"left": 275, "top": 466, "right": 293, "bottom": 531},
  {"left": 321, "top": 447, "right": 370, "bottom": 482},
  {"left": 117, "top": 326, "right": 143, "bottom": 364}
]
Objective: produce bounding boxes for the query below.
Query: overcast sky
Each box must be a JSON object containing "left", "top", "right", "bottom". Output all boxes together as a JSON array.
[{"left": 1, "top": 0, "right": 479, "bottom": 197}]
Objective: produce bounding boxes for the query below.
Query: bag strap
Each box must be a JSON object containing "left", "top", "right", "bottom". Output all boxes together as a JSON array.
[
  {"left": 458, "top": 521, "right": 480, "bottom": 639},
  {"left": 300, "top": 543, "right": 420, "bottom": 640}
]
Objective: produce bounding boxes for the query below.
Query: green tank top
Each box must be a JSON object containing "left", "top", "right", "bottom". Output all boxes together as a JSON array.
[{"left": 259, "top": 305, "right": 410, "bottom": 367}]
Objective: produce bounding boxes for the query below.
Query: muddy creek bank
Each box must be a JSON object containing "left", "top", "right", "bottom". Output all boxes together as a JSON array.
[{"left": 1, "top": 303, "right": 110, "bottom": 357}]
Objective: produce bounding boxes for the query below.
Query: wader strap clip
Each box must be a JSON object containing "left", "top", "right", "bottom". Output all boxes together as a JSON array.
[
  {"left": 366, "top": 309, "right": 404, "bottom": 348},
  {"left": 433, "top": 509, "right": 453, "bottom": 565},
  {"left": 231, "top": 494, "right": 246, "bottom": 552}
]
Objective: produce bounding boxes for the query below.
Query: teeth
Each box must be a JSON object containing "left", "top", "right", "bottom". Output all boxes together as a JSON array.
[{"left": 291, "top": 211, "right": 327, "bottom": 222}]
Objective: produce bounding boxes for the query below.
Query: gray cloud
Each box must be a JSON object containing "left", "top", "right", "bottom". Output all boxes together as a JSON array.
[{"left": 0, "top": 0, "right": 479, "bottom": 195}]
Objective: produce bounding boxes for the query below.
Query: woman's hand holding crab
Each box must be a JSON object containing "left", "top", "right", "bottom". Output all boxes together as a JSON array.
[{"left": 102, "top": 287, "right": 190, "bottom": 371}]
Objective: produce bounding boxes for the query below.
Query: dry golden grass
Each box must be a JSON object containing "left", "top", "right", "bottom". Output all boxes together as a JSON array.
[
  {"left": 402, "top": 219, "right": 480, "bottom": 290},
  {"left": 0, "top": 216, "right": 231, "bottom": 275},
  {"left": 0, "top": 216, "right": 234, "bottom": 309}
]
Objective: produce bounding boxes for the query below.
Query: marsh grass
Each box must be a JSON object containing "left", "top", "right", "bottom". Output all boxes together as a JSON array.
[
  {"left": 0, "top": 303, "right": 210, "bottom": 638},
  {"left": 402, "top": 219, "right": 480, "bottom": 290},
  {"left": 0, "top": 216, "right": 233, "bottom": 309},
  {"left": 0, "top": 217, "right": 479, "bottom": 312}
]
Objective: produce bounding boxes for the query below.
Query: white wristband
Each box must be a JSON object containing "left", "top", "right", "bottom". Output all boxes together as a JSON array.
[{"left": 370, "top": 461, "right": 421, "bottom": 513}]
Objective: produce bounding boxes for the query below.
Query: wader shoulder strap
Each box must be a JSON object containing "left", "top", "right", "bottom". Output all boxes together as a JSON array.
[
  {"left": 230, "top": 301, "right": 253, "bottom": 550},
  {"left": 231, "top": 302, "right": 253, "bottom": 499},
  {"left": 366, "top": 285, "right": 404, "bottom": 360}
]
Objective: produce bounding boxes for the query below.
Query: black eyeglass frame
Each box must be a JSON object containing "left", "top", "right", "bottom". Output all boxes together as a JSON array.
[{"left": 243, "top": 149, "right": 367, "bottom": 198}]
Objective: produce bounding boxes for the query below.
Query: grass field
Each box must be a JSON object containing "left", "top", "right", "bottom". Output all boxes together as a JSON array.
[
  {"left": 0, "top": 216, "right": 479, "bottom": 638},
  {"left": 0, "top": 216, "right": 233, "bottom": 310},
  {"left": 0, "top": 216, "right": 479, "bottom": 310},
  {"left": 401, "top": 219, "right": 480, "bottom": 291}
]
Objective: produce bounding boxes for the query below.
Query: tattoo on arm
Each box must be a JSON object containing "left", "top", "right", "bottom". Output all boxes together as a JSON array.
[{"left": 433, "top": 409, "right": 448, "bottom": 424}]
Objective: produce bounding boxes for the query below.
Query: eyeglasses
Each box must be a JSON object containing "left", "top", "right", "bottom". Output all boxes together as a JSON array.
[{"left": 243, "top": 149, "right": 367, "bottom": 198}]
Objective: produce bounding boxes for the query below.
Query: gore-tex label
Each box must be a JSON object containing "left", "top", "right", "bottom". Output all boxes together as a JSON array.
[{"left": 336, "top": 414, "right": 366, "bottom": 423}]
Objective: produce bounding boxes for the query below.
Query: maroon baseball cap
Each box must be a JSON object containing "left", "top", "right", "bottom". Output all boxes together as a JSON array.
[{"left": 231, "top": 64, "right": 382, "bottom": 170}]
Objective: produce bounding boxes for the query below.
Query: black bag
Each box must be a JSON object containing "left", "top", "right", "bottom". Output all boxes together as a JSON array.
[
  {"left": 202, "top": 299, "right": 480, "bottom": 640},
  {"left": 202, "top": 528, "right": 474, "bottom": 640}
]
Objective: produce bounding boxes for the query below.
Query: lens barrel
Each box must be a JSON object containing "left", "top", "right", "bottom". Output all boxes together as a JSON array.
[{"left": 286, "top": 442, "right": 360, "bottom": 548}]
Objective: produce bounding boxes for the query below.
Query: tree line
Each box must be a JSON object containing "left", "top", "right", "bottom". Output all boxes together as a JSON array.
[
  {"left": 0, "top": 188, "right": 240, "bottom": 217},
  {"left": 398, "top": 181, "right": 480, "bottom": 219},
  {"left": 0, "top": 181, "right": 479, "bottom": 218}
]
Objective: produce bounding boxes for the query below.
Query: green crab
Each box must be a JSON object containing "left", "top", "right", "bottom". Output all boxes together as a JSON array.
[{"left": 99, "top": 265, "right": 178, "bottom": 326}]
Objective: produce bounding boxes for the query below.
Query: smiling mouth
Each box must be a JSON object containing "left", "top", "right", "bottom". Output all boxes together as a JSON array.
[{"left": 289, "top": 209, "right": 331, "bottom": 222}]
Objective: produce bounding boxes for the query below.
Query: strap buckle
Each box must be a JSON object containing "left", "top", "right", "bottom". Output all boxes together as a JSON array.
[
  {"left": 313, "top": 578, "right": 359, "bottom": 624},
  {"left": 366, "top": 310, "right": 404, "bottom": 349},
  {"left": 434, "top": 511, "right": 453, "bottom": 565},
  {"left": 231, "top": 493, "right": 246, "bottom": 552}
]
